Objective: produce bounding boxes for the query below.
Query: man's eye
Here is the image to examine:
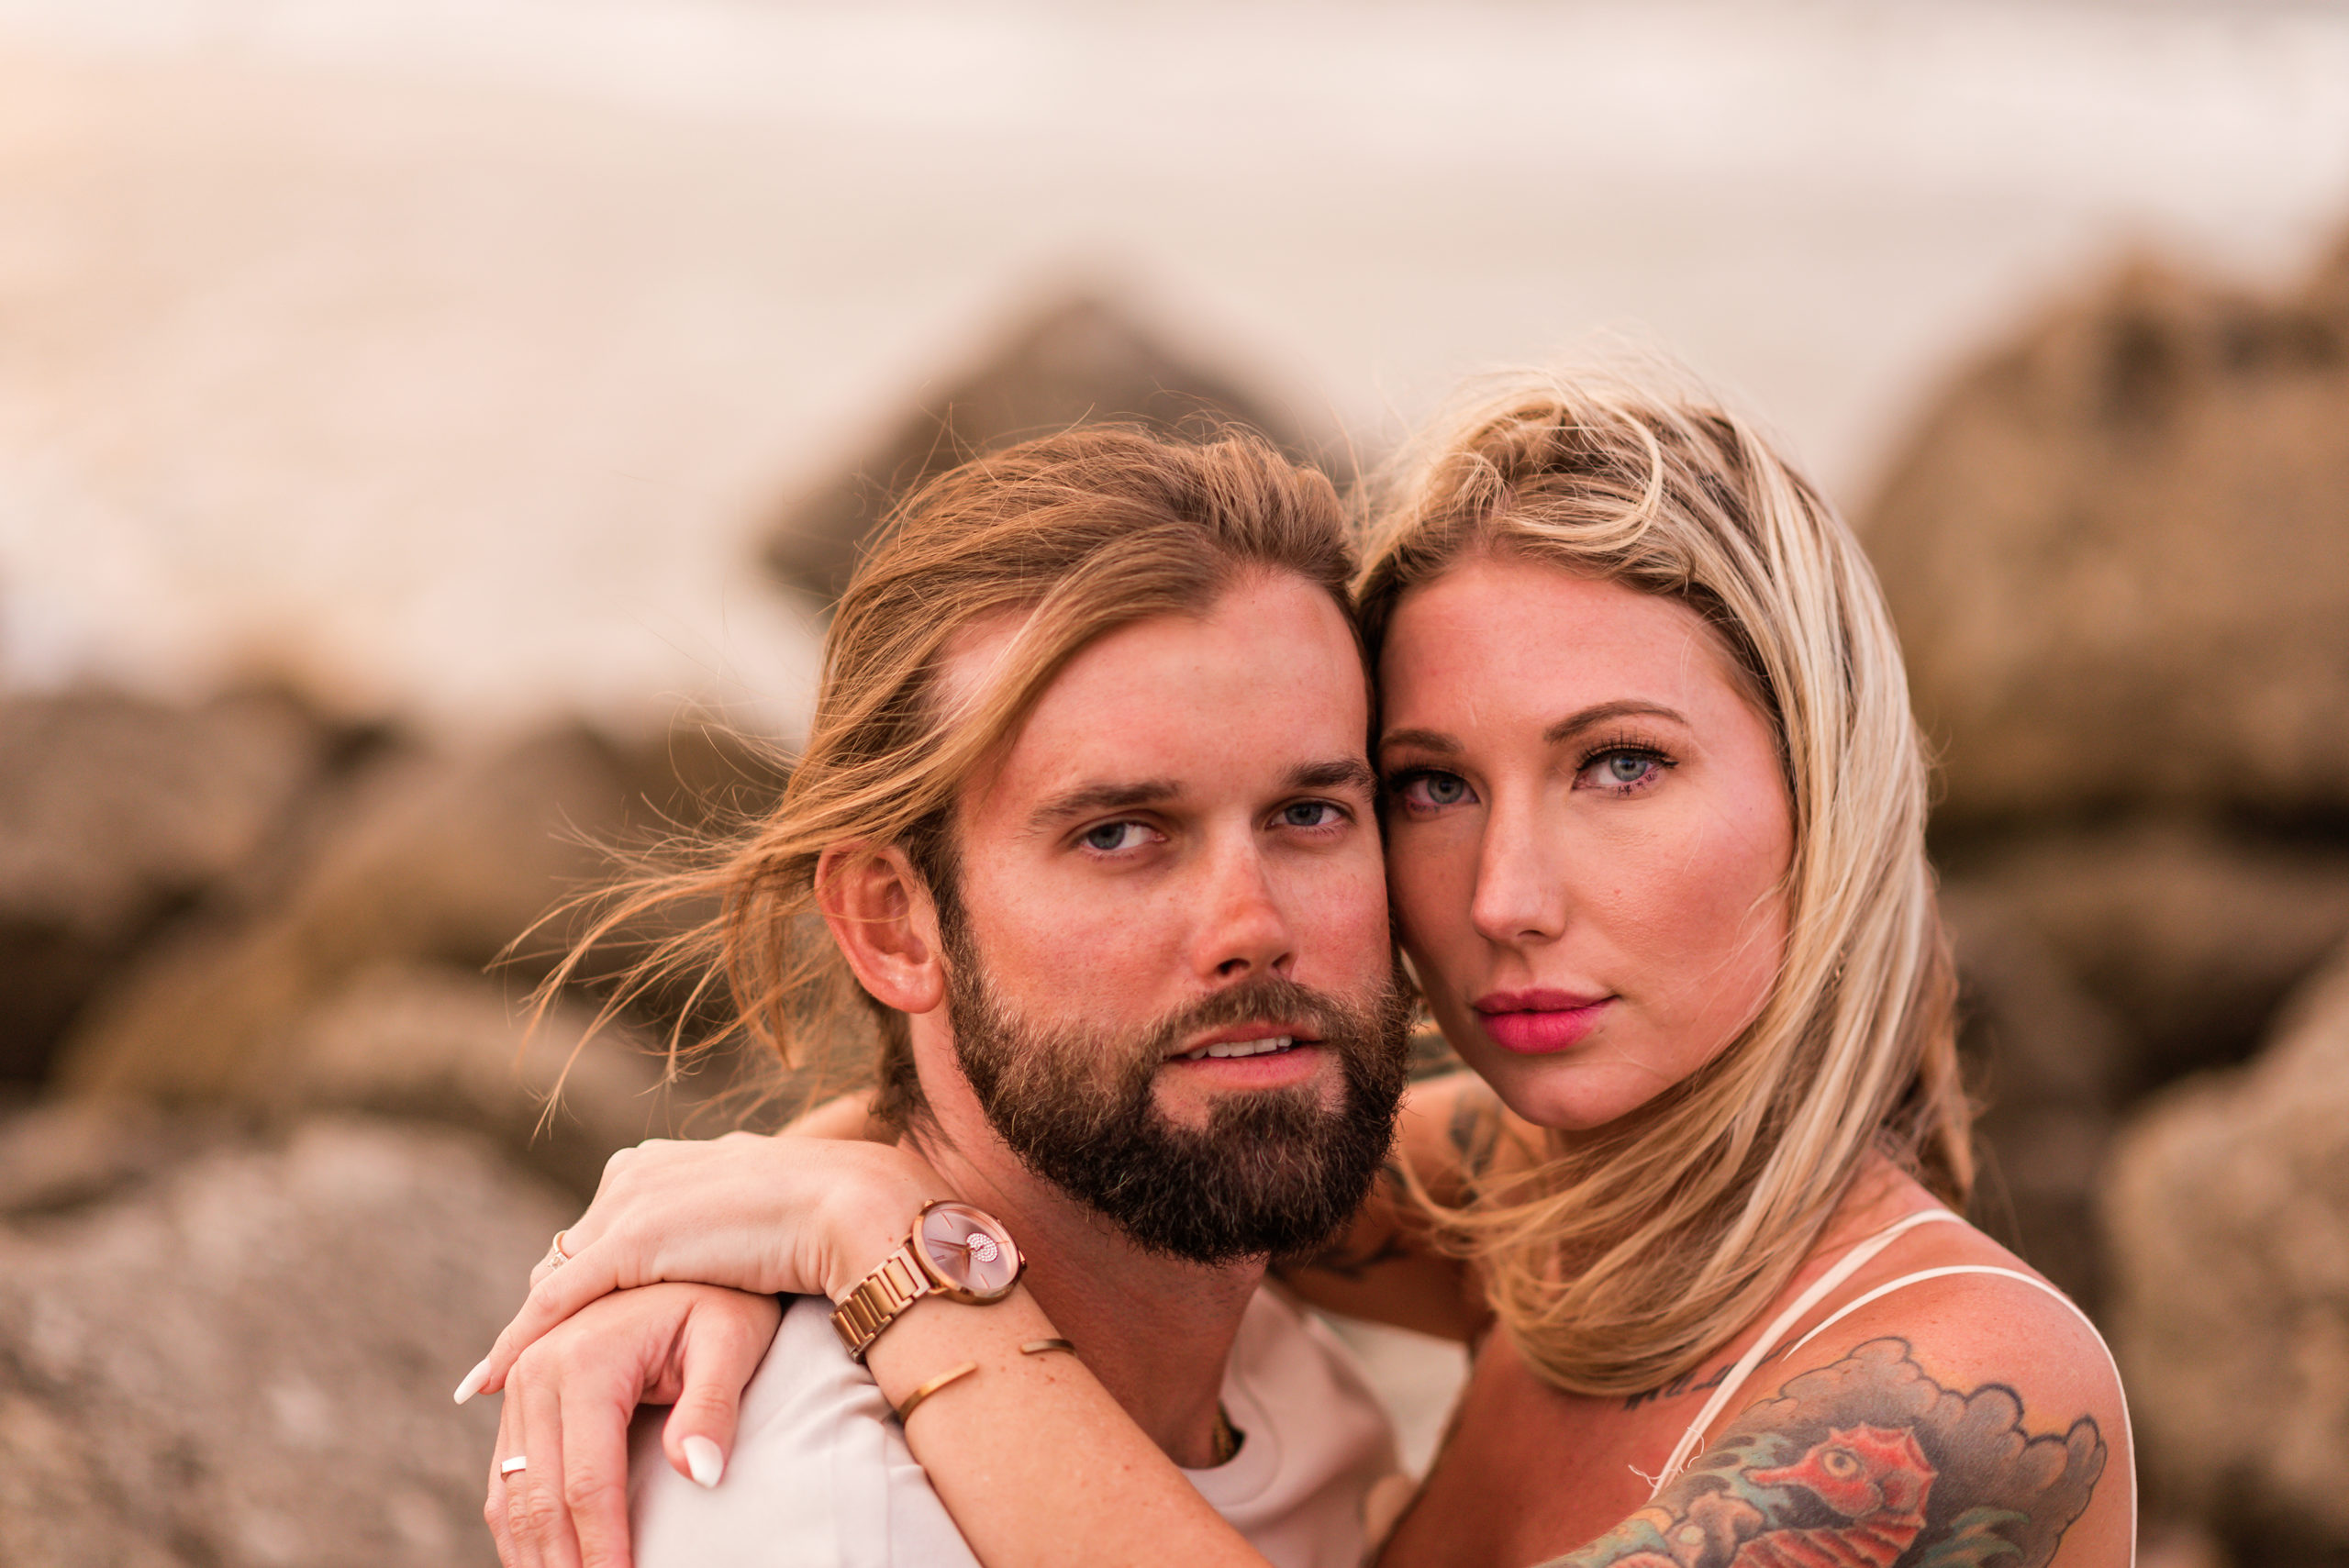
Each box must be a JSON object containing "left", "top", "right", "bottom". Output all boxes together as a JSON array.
[
  {"left": 1280, "top": 801, "right": 1341, "bottom": 829},
  {"left": 1397, "top": 772, "right": 1475, "bottom": 810},
  {"left": 1081, "top": 821, "right": 1150, "bottom": 852}
]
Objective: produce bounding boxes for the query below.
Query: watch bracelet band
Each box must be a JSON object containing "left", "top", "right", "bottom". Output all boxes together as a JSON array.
[{"left": 831, "top": 1246, "right": 932, "bottom": 1362}]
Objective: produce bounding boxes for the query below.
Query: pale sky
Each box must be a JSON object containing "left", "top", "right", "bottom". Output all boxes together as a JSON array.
[{"left": 4, "top": 0, "right": 2345, "bottom": 739}]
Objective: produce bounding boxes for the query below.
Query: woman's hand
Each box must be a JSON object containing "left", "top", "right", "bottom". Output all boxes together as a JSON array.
[
  {"left": 484, "top": 1283, "right": 781, "bottom": 1568},
  {"left": 460, "top": 1131, "right": 947, "bottom": 1404}
]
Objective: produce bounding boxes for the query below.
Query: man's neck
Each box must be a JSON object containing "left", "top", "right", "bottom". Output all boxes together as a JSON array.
[{"left": 907, "top": 1099, "right": 1264, "bottom": 1470}]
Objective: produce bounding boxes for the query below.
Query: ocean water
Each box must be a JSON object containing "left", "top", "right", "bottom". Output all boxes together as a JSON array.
[{"left": 2, "top": 0, "right": 2345, "bottom": 740}]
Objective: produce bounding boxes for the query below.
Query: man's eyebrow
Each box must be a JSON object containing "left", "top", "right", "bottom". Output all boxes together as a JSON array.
[
  {"left": 1380, "top": 701, "right": 1689, "bottom": 760},
  {"left": 1025, "top": 779, "right": 1181, "bottom": 833},
  {"left": 1284, "top": 757, "right": 1379, "bottom": 796}
]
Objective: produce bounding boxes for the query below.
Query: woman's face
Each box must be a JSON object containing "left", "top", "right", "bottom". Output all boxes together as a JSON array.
[{"left": 1377, "top": 554, "right": 1795, "bottom": 1131}]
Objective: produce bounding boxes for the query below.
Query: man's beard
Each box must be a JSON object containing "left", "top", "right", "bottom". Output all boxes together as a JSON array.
[{"left": 944, "top": 934, "right": 1413, "bottom": 1266}]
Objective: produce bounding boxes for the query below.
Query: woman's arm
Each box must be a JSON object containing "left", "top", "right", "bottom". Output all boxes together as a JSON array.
[
  {"left": 485, "top": 1283, "right": 781, "bottom": 1568},
  {"left": 1274, "top": 1070, "right": 1508, "bottom": 1340},
  {"left": 852, "top": 1263, "right": 2130, "bottom": 1568}
]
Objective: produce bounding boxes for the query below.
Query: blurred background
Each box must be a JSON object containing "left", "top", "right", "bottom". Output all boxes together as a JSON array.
[{"left": 3, "top": 1, "right": 2347, "bottom": 1562}]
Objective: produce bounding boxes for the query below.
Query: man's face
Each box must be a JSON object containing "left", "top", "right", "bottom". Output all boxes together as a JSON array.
[{"left": 934, "top": 570, "right": 1408, "bottom": 1262}]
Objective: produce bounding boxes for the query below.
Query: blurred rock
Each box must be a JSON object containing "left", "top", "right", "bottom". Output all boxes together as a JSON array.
[
  {"left": 0, "top": 1111, "right": 564, "bottom": 1568},
  {"left": 1944, "top": 821, "right": 2349, "bottom": 1092},
  {"left": 274, "top": 963, "right": 694, "bottom": 1197},
  {"left": 0, "top": 1099, "right": 222, "bottom": 1218},
  {"left": 2104, "top": 940, "right": 2349, "bottom": 1558},
  {"left": 57, "top": 726, "right": 697, "bottom": 1095},
  {"left": 0, "top": 688, "right": 333, "bottom": 1084},
  {"left": 1943, "top": 887, "right": 2132, "bottom": 1314},
  {"left": 764, "top": 289, "right": 1345, "bottom": 601},
  {"left": 49, "top": 722, "right": 780, "bottom": 1186},
  {"left": 1865, "top": 229, "right": 2349, "bottom": 825}
]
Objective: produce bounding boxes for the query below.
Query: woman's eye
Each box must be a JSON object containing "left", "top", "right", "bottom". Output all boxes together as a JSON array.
[
  {"left": 1581, "top": 751, "right": 1665, "bottom": 791},
  {"left": 1396, "top": 772, "right": 1475, "bottom": 810},
  {"left": 1081, "top": 821, "right": 1151, "bottom": 853}
]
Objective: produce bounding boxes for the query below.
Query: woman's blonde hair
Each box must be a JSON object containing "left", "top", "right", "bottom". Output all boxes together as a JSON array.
[
  {"left": 1359, "top": 372, "right": 1971, "bottom": 1396},
  {"left": 548, "top": 424, "right": 1356, "bottom": 1125}
]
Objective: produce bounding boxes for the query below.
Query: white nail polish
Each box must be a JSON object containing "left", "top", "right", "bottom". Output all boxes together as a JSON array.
[
  {"left": 453, "top": 1359, "right": 492, "bottom": 1406},
  {"left": 683, "top": 1435, "right": 725, "bottom": 1488}
]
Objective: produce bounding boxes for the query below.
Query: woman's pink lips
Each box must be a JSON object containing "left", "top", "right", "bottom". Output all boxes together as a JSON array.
[{"left": 1472, "top": 991, "right": 1614, "bottom": 1055}]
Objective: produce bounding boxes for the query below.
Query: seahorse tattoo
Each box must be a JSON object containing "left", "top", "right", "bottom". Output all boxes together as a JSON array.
[{"left": 1544, "top": 1339, "right": 2106, "bottom": 1568}]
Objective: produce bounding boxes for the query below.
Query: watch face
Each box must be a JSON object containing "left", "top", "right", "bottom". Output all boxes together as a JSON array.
[{"left": 917, "top": 1202, "right": 1020, "bottom": 1298}]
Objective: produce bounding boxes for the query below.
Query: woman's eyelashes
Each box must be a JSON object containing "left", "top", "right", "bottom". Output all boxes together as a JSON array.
[
  {"left": 1384, "top": 741, "right": 1675, "bottom": 811},
  {"left": 1573, "top": 740, "right": 1675, "bottom": 795},
  {"left": 1387, "top": 768, "right": 1477, "bottom": 815}
]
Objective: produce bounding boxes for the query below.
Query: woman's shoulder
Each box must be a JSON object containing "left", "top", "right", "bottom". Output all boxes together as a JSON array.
[{"left": 1673, "top": 1202, "right": 2133, "bottom": 1568}]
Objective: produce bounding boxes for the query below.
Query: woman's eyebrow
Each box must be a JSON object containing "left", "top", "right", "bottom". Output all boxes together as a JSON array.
[
  {"left": 1379, "top": 701, "right": 1687, "bottom": 759},
  {"left": 1376, "top": 727, "right": 1459, "bottom": 757},
  {"left": 1543, "top": 700, "right": 1687, "bottom": 744}
]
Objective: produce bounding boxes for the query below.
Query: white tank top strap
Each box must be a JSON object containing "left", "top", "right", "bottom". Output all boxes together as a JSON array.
[
  {"left": 1640, "top": 1216, "right": 2138, "bottom": 1568},
  {"left": 1642, "top": 1207, "right": 1965, "bottom": 1496}
]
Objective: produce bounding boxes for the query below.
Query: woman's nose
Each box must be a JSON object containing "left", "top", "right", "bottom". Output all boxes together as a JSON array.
[{"left": 1469, "top": 797, "right": 1567, "bottom": 946}]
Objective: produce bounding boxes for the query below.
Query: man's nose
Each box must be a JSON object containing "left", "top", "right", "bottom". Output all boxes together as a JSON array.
[{"left": 1195, "top": 841, "right": 1296, "bottom": 982}]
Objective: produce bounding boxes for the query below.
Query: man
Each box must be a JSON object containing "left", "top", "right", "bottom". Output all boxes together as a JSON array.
[{"left": 481, "top": 427, "right": 1413, "bottom": 1568}]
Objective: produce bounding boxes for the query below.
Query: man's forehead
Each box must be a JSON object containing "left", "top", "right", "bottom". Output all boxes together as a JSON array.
[{"left": 941, "top": 579, "right": 1372, "bottom": 821}]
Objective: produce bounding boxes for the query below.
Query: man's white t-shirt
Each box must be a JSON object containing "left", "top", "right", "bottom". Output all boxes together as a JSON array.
[{"left": 630, "top": 1288, "right": 1400, "bottom": 1568}]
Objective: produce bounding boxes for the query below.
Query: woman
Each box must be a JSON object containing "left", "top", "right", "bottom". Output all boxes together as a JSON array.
[{"left": 471, "top": 373, "right": 2133, "bottom": 1568}]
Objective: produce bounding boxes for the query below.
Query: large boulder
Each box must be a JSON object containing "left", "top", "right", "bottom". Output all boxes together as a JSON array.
[
  {"left": 1943, "top": 820, "right": 2349, "bottom": 1092},
  {"left": 1864, "top": 229, "right": 2349, "bottom": 826},
  {"left": 2103, "top": 940, "right": 2349, "bottom": 1557},
  {"left": 1941, "top": 887, "right": 2132, "bottom": 1315},
  {"left": 52, "top": 725, "right": 740, "bottom": 1097},
  {"left": 0, "top": 1109, "right": 566, "bottom": 1567},
  {"left": 763, "top": 289, "right": 1346, "bottom": 602},
  {"left": 0, "top": 688, "right": 333, "bottom": 1084},
  {"left": 49, "top": 723, "right": 782, "bottom": 1187}
]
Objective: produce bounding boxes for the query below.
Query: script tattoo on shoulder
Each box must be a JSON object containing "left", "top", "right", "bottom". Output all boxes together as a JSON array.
[{"left": 1545, "top": 1339, "right": 2106, "bottom": 1568}]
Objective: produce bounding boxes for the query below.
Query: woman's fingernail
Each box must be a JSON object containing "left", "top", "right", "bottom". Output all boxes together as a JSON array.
[
  {"left": 453, "top": 1359, "right": 492, "bottom": 1406},
  {"left": 683, "top": 1436, "right": 725, "bottom": 1488}
]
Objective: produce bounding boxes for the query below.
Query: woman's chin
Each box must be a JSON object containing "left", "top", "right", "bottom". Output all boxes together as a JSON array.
[{"left": 1476, "top": 1054, "right": 1671, "bottom": 1134}]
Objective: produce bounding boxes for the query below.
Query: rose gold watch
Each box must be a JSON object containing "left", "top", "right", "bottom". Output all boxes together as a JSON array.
[{"left": 829, "top": 1199, "right": 1025, "bottom": 1362}]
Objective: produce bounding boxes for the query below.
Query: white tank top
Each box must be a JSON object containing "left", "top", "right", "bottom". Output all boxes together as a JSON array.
[{"left": 1642, "top": 1208, "right": 2135, "bottom": 1564}]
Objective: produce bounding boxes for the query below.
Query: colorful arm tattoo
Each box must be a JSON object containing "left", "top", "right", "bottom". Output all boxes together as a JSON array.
[{"left": 1544, "top": 1339, "right": 2107, "bottom": 1568}]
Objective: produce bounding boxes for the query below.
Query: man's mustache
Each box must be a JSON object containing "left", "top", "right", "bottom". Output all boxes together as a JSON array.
[{"left": 1135, "top": 973, "right": 1396, "bottom": 1064}]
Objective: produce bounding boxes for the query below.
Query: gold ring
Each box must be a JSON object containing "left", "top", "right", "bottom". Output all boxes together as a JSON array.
[{"left": 1019, "top": 1339, "right": 1077, "bottom": 1357}]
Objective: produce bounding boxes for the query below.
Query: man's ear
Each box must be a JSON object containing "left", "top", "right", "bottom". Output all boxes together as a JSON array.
[{"left": 814, "top": 842, "right": 948, "bottom": 1018}]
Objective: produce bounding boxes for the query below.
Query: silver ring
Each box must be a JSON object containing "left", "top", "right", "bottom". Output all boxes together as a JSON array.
[
  {"left": 540, "top": 1230, "right": 571, "bottom": 1273},
  {"left": 500, "top": 1454, "right": 529, "bottom": 1476}
]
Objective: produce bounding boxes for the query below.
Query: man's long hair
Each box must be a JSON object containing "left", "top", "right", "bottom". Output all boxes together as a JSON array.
[{"left": 540, "top": 425, "right": 1358, "bottom": 1123}]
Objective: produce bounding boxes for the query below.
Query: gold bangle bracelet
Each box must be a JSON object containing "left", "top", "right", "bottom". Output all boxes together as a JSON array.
[
  {"left": 1019, "top": 1339, "right": 1077, "bottom": 1357},
  {"left": 893, "top": 1361, "right": 979, "bottom": 1425}
]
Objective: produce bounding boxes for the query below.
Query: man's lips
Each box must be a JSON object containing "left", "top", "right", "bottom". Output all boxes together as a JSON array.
[
  {"left": 1471, "top": 989, "right": 1613, "bottom": 1055},
  {"left": 1164, "top": 1023, "right": 1319, "bottom": 1063}
]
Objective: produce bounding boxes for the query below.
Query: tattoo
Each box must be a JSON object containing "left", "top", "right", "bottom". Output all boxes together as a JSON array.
[
  {"left": 1446, "top": 1087, "right": 1503, "bottom": 1182},
  {"left": 1550, "top": 1339, "right": 2105, "bottom": 1568}
]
